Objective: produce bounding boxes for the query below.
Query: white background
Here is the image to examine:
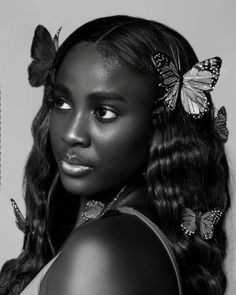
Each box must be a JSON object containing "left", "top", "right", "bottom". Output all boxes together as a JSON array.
[{"left": 0, "top": 0, "right": 235, "bottom": 294}]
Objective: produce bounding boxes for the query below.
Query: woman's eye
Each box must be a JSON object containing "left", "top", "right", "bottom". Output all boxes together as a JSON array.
[
  {"left": 95, "top": 107, "right": 118, "bottom": 121},
  {"left": 53, "top": 97, "right": 71, "bottom": 110}
]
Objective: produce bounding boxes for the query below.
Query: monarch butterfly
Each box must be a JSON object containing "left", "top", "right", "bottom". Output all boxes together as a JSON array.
[
  {"left": 152, "top": 52, "right": 222, "bottom": 119},
  {"left": 180, "top": 207, "right": 223, "bottom": 240}
]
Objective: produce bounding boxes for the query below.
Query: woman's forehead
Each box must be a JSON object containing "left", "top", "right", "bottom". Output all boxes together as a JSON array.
[
  {"left": 57, "top": 43, "right": 122, "bottom": 76},
  {"left": 56, "top": 43, "right": 153, "bottom": 82},
  {"left": 55, "top": 44, "right": 154, "bottom": 105}
]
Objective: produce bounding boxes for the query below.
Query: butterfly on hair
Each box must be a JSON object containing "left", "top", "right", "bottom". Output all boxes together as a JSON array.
[
  {"left": 215, "top": 106, "right": 229, "bottom": 143},
  {"left": 10, "top": 198, "right": 27, "bottom": 234},
  {"left": 180, "top": 207, "right": 223, "bottom": 240},
  {"left": 151, "top": 52, "right": 222, "bottom": 119},
  {"left": 28, "top": 25, "right": 61, "bottom": 87},
  {"left": 10, "top": 198, "right": 33, "bottom": 249}
]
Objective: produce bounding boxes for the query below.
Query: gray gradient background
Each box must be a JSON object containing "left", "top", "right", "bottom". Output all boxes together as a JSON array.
[{"left": 0, "top": 0, "right": 235, "bottom": 293}]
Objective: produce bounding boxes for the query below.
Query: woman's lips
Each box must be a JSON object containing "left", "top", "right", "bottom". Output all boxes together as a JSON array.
[{"left": 60, "top": 160, "right": 93, "bottom": 177}]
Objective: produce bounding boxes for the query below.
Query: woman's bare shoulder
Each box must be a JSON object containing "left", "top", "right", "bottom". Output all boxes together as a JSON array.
[{"left": 41, "top": 212, "right": 178, "bottom": 295}]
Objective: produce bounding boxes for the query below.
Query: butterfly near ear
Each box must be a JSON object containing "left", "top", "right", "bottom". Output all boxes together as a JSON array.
[
  {"left": 28, "top": 25, "right": 61, "bottom": 87},
  {"left": 152, "top": 52, "right": 222, "bottom": 119}
]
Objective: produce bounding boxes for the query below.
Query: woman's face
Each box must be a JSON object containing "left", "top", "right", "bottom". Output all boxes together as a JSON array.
[{"left": 49, "top": 43, "right": 154, "bottom": 197}]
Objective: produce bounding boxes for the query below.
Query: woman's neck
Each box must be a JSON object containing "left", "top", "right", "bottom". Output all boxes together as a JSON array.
[{"left": 73, "top": 174, "right": 148, "bottom": 228}]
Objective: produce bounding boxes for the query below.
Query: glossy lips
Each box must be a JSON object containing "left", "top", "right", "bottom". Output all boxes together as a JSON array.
[{"left": 60, "top": 151, "right": 93, "bottom": 177}]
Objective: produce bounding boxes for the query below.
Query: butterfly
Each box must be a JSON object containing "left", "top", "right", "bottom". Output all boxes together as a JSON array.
[
  {"left": 180, "top": 207, "right": 223, "bottom": 240},
  {"left": 10, "top": 198, "right": 27, "bottom": 234},
  {"left": 151, "top": 52, "right": 222, "bottom": 119},
  {"left": 10, "top": 199, "right": 36, "bottom": 248},
  {"left": 215, "top": 106, "right": 229, "bottom": 143},
  {"left": 81, "top": 200, "right": 105, "bottom": 221},
  {"left": 28, "top": 25, "right": 61, "bottom": 87}
]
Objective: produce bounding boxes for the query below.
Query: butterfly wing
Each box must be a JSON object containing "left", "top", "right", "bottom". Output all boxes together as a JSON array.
[
  {"left": 181, "top": 207, "right": 197, "bottom": 236},
  {"left": 28, "top": 25, "right": 57, "bottom": 87},
  {"left": 215, "top": 106, "right": 229, "bottom": 143},
  {"left": 31, "top": 25, "right": 56, "bottom": 61},
  {"left": 152, "top": 52, "right": 180, "bottom": 111},
  {"left": 181, "top": 57, "right": 222, "bottom": 118},
  {"left": 192, "top": 57, "right": 222, "bottom": 90},
  {"left": 53, "top": 27, "right": 62, "bottom": 51},
  {"left": 199, "top": 209, "right": 223, "bottom": 240},
  {"left": 181, "top": 80, "right": 209, "bottom": 117},
  {"left": 81, "top": 201, "right": 105, "bottom": 221},
  {"left": 28, "top": 60, "right": 53, "bottom": 87},
  {"left": 10, "top": 198, "right": 27, "bottom": 234}
]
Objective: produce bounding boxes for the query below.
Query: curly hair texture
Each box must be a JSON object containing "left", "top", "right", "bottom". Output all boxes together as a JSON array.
[{"left": 0, "top": 15, "right": 230, "bottom": 295}]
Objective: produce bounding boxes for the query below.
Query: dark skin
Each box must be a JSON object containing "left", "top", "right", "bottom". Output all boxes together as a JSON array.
[
  {"left": 41, "top": 43, "right": 178, "bottom": 294},
  {"left": 50, "top": 44, "right": 153, "bottom": 197}
]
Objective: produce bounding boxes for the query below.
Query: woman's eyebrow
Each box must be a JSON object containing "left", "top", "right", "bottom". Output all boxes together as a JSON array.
[
  {"left": 53, "top": 85, "right": 127, "bottom": 104},
  {"left": 53, "top": 83, "right": 71, "bottom": 95},
  {"left": 87, "top": 92, "right": 127, "bottom": 103}
]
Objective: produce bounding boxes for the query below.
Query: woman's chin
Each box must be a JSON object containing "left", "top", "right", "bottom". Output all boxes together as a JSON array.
[{"left": 59, "top": 173, "right": 93, "bottom": 196}]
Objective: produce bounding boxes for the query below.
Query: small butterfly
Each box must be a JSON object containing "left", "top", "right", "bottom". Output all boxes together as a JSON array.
[
  {"left": 151, "top": 52, "right": 222, "bottom": 119},
  {"left": 10, "top": 198, "right": 27, "bottom": 234},
  {"left": 81, "top": 200, "right": 105, "bottom": 221},
  {"left": 180, "top": 207, "right": 223, "bottom": 240},
  {"left": 28, "top": 25, "right": 61, "bottom": 87},
  {"left": 215, "top": 106, "right": 229, "bottom": 143},
  {"left": 10, "top": 199, "right": 35, "bottom": 248}
]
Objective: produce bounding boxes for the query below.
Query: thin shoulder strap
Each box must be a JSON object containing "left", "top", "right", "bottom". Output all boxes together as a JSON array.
[{"left": 116, "top": 206, "right": 183, "bottom": 295}]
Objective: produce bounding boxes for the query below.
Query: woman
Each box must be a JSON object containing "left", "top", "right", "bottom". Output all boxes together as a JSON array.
[{"left": 0, "top": 15, "right": 230, "bottom": 295}]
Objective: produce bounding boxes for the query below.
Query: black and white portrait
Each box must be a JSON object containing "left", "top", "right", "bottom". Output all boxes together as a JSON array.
[{"left": 0, "top": 1, "right": 235, "bottom": 294}]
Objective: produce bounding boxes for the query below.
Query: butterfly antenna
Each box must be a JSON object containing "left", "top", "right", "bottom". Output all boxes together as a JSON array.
[
  {"left": 176, "top": 46, "right": 181, "bottom": 72},
  {"left": 170, "top": 45, "right": 181, "bottom": 72},
  {"left": 170, "top": 45, "right": 177, "bottom": 66}
]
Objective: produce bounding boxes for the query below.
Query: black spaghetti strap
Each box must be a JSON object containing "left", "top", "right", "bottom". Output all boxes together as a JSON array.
[{"left": 116, "top": 206, "right": 183, "bottom": 295}]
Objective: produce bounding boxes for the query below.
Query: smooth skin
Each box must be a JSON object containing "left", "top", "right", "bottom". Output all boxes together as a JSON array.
[
  {"left": 49, "top": 43, "right": 154, "bottom": 199},
  {"left": 43, "top": 43, "right": 178, "bottom": 294}
]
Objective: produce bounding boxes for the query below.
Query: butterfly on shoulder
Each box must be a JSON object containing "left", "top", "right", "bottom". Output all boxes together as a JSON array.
[
  {"left": 151, "top": 52, "right": 222, "bottom": 119},
  {"left": 180, "top": 207, "right": 223, "bottom": 240},
  {"left": 28, "top": 25, "right": 61, "bottom": 87}
]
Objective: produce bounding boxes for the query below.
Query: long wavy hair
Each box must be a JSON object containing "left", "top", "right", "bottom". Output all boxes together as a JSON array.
[{"left": 0, "top": 15, "right": 230, "bottom": 295}]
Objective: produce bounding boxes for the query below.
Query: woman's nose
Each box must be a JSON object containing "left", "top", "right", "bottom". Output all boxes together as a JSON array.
[{"left": 61, "top": 112, "right": 91, "bottom": 147}]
